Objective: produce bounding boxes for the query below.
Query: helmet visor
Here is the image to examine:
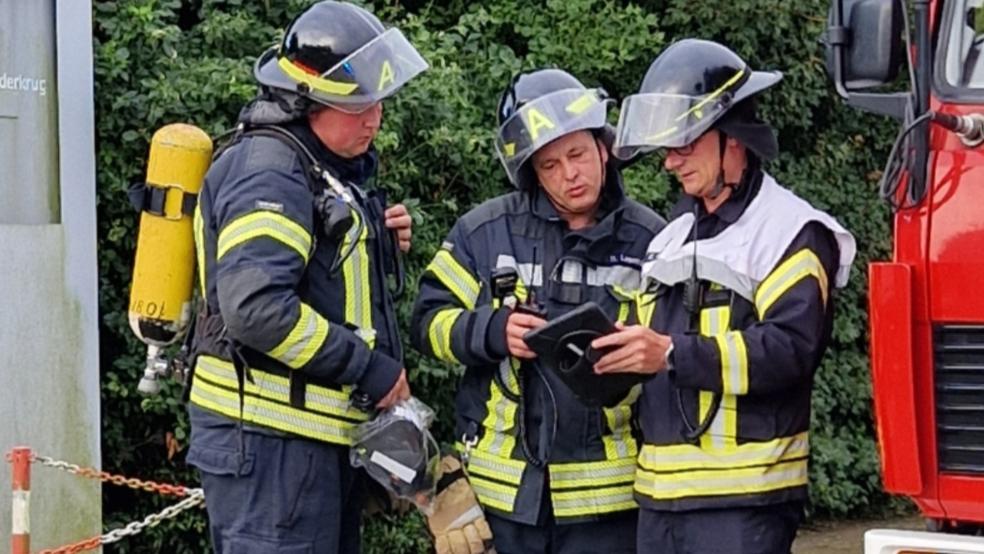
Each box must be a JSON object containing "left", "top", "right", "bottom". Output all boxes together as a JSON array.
[
  {"left": 277, "top": 28, "right": 428, "bottom": 112},
  {"left": 613, "top": 93, "right": 729, "bottom": 160},
  {"left": 495, "top": 88, "right": 609, "bottom": 185}
]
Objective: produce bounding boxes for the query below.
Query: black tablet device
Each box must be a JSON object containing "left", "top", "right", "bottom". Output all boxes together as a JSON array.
[{"left": 523, "top": 301, "right": 647, "bottom": 407}]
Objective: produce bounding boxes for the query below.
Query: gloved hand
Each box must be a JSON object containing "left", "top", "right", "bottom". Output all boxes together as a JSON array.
[{"left": 426, "top": 454, "right": 496, "bottom": 554}]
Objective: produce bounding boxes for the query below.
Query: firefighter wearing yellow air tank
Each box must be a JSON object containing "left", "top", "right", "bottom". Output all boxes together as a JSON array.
[{"left": 182, "top": 2, "right": 426, "bottom": 552}]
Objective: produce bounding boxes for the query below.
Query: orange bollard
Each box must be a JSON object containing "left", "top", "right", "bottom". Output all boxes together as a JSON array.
[{"left": 10, "top": 447, "right": 31, "bottom": 554}]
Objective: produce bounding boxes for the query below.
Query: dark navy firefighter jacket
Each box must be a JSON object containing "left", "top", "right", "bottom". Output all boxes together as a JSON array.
[
  {"left": 186, "top": 119, "right": 404, "bottom": 448},
  {"left": 411, "top": 169, "right": 665, "bottom": 525},
  {"left": 634, "top": 166, "right": 848, "bottom": 513}
]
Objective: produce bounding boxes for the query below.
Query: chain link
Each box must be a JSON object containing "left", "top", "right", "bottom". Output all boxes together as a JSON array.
[
  {"left": 35, "top": 536, "right": 102, "bottom": 554},
  {"left": 8, "top": 451, "right": 205, "bottom": 553},
  {"left": 36, "top": 490, "right": 205, "bottom": 554},
  {"left": 34, "top": 455, "right": 194, "bottom": 497}
]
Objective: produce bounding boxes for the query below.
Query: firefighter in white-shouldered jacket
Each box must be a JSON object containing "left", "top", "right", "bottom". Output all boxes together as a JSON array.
[{"left": 592, "top": 39, "right": 858, "bottom": 554}]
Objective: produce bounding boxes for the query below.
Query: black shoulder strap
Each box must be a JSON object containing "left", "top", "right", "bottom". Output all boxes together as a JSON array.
[{"left": 215, "top": 124, "right": 329, "bottom": 195}]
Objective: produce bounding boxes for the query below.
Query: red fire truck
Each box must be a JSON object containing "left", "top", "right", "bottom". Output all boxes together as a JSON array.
[{"left": 827, "top": 0, "right": 984, "bottom": 551}]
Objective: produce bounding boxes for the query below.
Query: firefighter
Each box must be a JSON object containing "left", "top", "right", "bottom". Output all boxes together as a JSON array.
[
  {"left": 411, "top": 68, "right": 665, "bottom": 554},
  {"left": 183, "top": 2, "right": 427, "bottom": 552},
  {"left": 592, "top": 39, "right": 858, "bottom": 553}
]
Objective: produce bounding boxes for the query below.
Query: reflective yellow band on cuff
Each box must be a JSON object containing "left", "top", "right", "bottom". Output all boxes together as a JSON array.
[
  {"left": 427, "top": 250, "right": 480, "bottom": 310},
  {"left": 634, "top": 456, "right": 808, "bottom": 501},
  {"left": 755, "top": 248, "right": 829, "bottom": 318},
  {"left": 217, "top": 210, "right": 312, "bottom": 262},
  {"left": 267, "top": 304, "right": 329, "bottom": 369},
  {"left": 428, "top": 308, "right": 463, "bottom": 363}
]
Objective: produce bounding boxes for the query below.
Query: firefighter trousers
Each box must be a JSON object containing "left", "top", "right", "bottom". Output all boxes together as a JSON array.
[
  {"left": 187, "top": 407, "right": 362, "bottom": 554},
  {"left": 486, "top": 509, "right": 637, "bottom": 554},
  {"left": 636, "top": 501, "right": 804, "bottom": 554}
]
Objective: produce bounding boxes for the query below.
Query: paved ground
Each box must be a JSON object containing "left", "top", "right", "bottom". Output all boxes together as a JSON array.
[{"left": 793, "top": 516, "right": 924, "bottom": 553}]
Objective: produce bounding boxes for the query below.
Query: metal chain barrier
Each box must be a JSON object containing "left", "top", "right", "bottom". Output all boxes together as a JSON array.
[
  {"left": 37, "top": 489, "right": 206, "bottom": 554},
  {"left": 7, "top": 448, "right": 205, "bottom": 554},
  {"left": 33, "top": 454, "right": 196, "bottom": 498}
]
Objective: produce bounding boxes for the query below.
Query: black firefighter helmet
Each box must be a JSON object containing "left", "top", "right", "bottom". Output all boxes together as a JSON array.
[
  {"left": 253, "top": 0, "right": 427, "bottom": 113},
  {"left": 614, "top": 39, "right": 782, "bottom": 161},
  {"left": 495, "top": 68, "right": 611, "bottom": 190}
]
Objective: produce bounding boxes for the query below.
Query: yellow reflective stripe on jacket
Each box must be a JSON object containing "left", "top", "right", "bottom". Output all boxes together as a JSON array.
[
  {"left": 427, "top": 250, "right": 480, "bottom": 310},
  {"left": 636, "top": 290, "right": 657, "bottom": 327},
  {"left": 699, "top": 306, "right": 737, "bottom": 452},
  {"left": 550, "top": 457, "right": 636, "bottom": 490},
  {"left": 755, "top": 248, "right": 829, "bottom": 318},
  {"left": 193, "top": 355, "right": 367, "bottom": 421},
  {"left": 477, "top": 358, "right": 519, "bottom": 458},
  {"left": 428, "top": 308, "right": 463, "bottom": 363},
  {"left": 342, "top": 209, "right": 374, "bottom": 348},
  {"left": 217, "top": 210, "right": 312, "bottom": 262},
  {"left": 189, "top": 355, "right": 367, "bottom": 445},
  {"left": 602, "top": 385, "right": 641, "bottom": 460},
  {"left": 193, "top": 203, "right": 206, "bottom": 299},
  {"left": 266, "top": 303, "right": 329, "bottom": 369},
  {"left": 468, "top": 475, "right": 519, "bottom": 513},
  {"left": 550, "top": 453, "right": 638, "bottom": 518},
  {"left": 636, "top": 433, "right": 810, "bottom": 502},
  {"left": 551, "top": 486, "right": 637, "bottom": 518},
  {"left": 638, "top": 431, "right": 809, "bottom": 471},
  {"left": 609, "top": 284, "right": 636, "bottom": 324},
  {"left": 460, "top": 444, "right": 525, "bottom": 486},
  {"left": 715, "top": 330, "right": 749, "bottom": 397},
  {"left": 635, "top": 456, "right": 808, "bottom": 501},
  {"left": 604, "top": 284, "right": 640, "bottom": 460}
]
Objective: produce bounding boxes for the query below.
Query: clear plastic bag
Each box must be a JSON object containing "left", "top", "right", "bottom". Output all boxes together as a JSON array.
[{"left": 350, "top": 397, "right": 441, "bottom": 509}]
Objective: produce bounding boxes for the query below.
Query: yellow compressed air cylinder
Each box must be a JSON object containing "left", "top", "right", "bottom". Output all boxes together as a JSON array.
[{"left": 128, "top": 123, "right": 213, "bottom": 347}]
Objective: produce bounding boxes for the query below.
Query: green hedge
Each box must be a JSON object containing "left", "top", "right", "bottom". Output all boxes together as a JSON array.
[{"left": 94, "top": 1, "right": 898, "bottom": 551}]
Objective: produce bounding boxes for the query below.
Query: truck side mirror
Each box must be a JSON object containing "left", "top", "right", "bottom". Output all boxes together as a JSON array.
[{"left": 825, "top": 0, "right": 904, "bottom": 89}]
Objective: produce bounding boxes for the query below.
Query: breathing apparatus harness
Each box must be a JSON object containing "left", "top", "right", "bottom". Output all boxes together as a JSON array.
[{"left": 185, "top": 123, "right": 409, "bottom": 463}]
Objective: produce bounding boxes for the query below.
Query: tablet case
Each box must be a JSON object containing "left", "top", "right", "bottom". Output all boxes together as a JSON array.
[{"left": 523, "top": 301, "right": 648, "bottom": 407}]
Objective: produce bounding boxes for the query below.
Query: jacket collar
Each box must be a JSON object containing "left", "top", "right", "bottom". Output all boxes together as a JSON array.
[
  {"left": 670, "top": 161, "right": 763, "bottom": 225},
  {"left": 285, "top": 120, "right": 379, "bottom": 188}
]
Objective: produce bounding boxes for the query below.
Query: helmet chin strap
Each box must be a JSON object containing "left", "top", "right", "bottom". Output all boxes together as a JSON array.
[
  {"left": 704, "top": 131, "right": 735, "bottom": 200},
  {"left": 596, "top": 139, "right": 607, "bottom": 187}
]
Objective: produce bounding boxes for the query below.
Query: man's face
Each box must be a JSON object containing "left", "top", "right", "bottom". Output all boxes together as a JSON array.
[
  {"left": 531, "top": 130, "right": 607, "bottom": 222},
  {"left": 309, "top": 102, "right": 383, "bottom": 158},
  {"left": 662, "top": 130, "right": 723, "bottom": 198}
]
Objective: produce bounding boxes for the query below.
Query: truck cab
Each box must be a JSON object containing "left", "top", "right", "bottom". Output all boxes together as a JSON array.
[{"left": 828, "top": 0, "right": 984, "bottom": 550}]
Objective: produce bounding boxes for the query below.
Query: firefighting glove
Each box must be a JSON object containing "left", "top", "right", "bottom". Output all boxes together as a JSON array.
[{"left": 426, "top": 454, "right": 496, "bottom": 554}]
